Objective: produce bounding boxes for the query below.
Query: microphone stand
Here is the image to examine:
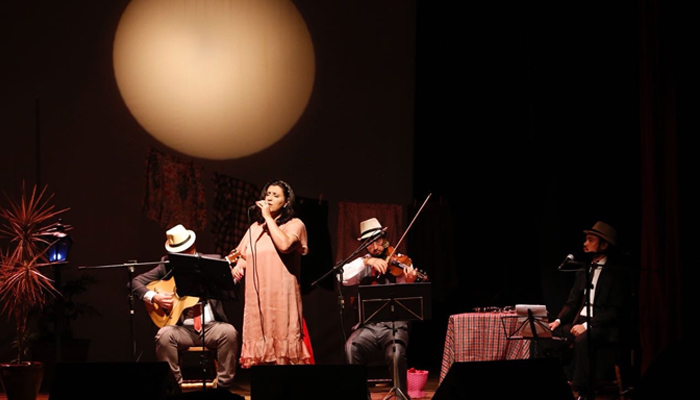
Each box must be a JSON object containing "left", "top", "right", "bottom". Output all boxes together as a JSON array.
[
  {"left": 558, "top": 257, "right": 597, "bottom": 397},
  {"left": 311, "top": 232, "right": 386, "bottom": 361},
  {"left": 584, "top": 260, "right": 598, "bottom": 399},
  {"left": 79, "top": 259, "right": 169, "bottom": 361}
]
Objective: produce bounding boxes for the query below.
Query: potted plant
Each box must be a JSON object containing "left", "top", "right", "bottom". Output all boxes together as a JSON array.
[{"left": 0, "top": 183, "right": 69, "bottom": 400}]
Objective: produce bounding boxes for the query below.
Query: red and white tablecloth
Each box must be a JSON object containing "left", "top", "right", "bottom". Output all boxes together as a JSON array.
[{"left": 439, "top": 312, "right": 531, "bottom": 384}]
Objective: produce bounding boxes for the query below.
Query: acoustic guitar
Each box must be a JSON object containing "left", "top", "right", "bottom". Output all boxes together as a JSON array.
[
  {"left": 145, "top": 249, "right": 243, "bottom": 328},
  {"left": 145, "top": 277, "right": 199, "bottom": 328}
]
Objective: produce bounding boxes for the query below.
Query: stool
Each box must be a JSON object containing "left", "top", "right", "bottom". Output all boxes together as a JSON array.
[
  {"left": 596, "top": 344, "right": 633, "bottom": 399},
  {"left": 366, "top": 352, "right": 392, "bottom": 385},
  {"left": 179, "top": 346, "right": 218, "bottom": 390}
]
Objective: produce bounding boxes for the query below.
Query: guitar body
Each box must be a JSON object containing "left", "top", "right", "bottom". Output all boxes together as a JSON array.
[{"left": 145, "top": 277, "right": 200, "bottom": 328}]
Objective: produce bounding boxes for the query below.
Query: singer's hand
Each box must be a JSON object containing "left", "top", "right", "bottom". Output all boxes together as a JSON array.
[
  {"left": 231, "top": 264, "right": 245, "bottom": 281},
  {"left": 256, "top": 200, "right": 272, "bottom": 219}
]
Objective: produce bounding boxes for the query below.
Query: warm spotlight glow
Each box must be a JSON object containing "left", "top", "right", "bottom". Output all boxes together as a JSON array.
[{"left": 113, "top": 0, "right": 315, "bottom": 159}]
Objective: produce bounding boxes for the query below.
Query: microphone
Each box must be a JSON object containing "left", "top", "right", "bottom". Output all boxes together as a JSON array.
[
  {"left": 557, "top": 254, "right": 574, "bottom": 270},
  {"left": 248, "top": 204, "right": 257, "bottom": 211}
]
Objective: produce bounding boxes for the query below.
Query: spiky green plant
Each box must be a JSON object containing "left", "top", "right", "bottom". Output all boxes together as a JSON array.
[{"left": 0, "top": 183, "right": 69, "bottom": 362}]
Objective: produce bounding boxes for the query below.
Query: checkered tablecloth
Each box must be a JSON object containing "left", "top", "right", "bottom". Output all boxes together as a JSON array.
[{"left": 439, "top": 312, "right": 531, "bottom": 384}]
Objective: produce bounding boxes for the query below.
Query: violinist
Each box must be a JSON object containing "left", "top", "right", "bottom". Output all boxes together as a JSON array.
[{"left": 338, "top": 218, "right": 421, "bottom": 398}]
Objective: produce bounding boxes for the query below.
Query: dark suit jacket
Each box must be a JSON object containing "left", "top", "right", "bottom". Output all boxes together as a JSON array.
[
  {"left": 131, "top": 254, "right": 231, "bottom": 324},
  {"left": 556, "top": 259, "right": 632, "bottom": 343}
]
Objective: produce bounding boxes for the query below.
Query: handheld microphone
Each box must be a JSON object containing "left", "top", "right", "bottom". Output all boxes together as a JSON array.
[{"left": 557, "top": 254, "right": 575, "bottom": 270}]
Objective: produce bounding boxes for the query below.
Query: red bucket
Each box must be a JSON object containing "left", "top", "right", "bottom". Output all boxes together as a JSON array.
[{"left": 407, "top": 368, "right": 429, "bottom": 398}]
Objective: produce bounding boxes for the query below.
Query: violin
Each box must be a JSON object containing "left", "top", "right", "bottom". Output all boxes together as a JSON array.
[
  {"left": 380, "top": 245, "right": 429, "bottom": 282},
  {"left": 368, "top": 193, "right": 433, "bottom": 283}
]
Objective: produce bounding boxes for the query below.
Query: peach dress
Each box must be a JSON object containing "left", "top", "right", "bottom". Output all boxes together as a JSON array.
[{"left": 235, "top": 218, "right": 311, "bottom": 368}]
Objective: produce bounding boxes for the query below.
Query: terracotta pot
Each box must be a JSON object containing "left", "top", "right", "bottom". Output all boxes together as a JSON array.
[{"left": 0, "top": 362, "right": 43, "bottom": 400}]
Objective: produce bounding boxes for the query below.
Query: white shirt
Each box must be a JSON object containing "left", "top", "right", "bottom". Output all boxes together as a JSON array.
[
  {"left": 579, "top": 256, "right": 607, "bottom": 328},
  {"left": 338, "top": 255, "right": 409, "bottom": 286}
]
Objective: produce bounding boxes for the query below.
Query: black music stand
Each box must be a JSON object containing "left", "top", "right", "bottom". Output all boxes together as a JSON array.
[
  {"left": 358, "top": 282, "right": 432, "bottom": 400},
  {"left": 501, "top": 304, "right": 557, "bottom": 340},
  {"left": 169, "top": 253, "right": 237, "bottom": 391},
  {"left": 501, "top": 305, "right": 565, "bottom": 360}
]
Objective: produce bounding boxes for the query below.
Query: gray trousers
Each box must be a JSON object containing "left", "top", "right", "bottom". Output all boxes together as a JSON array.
[
  {"left": 345, "top": 322, "right": 410, "bottom": 395},
  {"left": 155, "top": 322, "right": 239, "bottom": 388}
]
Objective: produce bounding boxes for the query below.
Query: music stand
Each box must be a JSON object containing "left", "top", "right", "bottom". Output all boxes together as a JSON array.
[
  {"left": 501, "top": 304, "right": 565, "bottom": 361},
  {"left": 501, "top": 304, "right": 559, "bottom": 340},
  {"left": 168, "top": 253, "right": 237, "bottom": 391},
  {"left": 358, "top": 282, "right": 432, "bottom": 400}
]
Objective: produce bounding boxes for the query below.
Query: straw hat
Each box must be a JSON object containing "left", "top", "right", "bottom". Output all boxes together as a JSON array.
[
  {"left": 357, "top": 218, "right": 387, "bottom": 240},
  {"left": 583, "top": 221, "right": 617, "bottom": 246},
  {"left": 164, "top": 224, "right": 196, "bottom": 253}
]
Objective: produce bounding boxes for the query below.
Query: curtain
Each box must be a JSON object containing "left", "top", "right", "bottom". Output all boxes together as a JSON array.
[{"left": 638, "top": 0, "right": 683, "bottom": 374}]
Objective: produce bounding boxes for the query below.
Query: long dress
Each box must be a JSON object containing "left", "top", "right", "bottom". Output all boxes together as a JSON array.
[{"left": 235, "top": 217, "right": 312, "bottom": 368}]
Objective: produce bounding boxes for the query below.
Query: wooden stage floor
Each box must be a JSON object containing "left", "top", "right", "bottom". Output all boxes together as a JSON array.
[
  {"left": 1, "top": 367, "right": 632, "bottom": 399},
  {"left": 2, "top": 373, "right": 442, "bottom": 400}
]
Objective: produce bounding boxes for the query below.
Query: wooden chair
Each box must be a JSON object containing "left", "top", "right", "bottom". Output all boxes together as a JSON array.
[
  {"left": 365, "top": 350, "right": 394, "bottom": 386},
  {"left": 594, "top": 332, "right": 640, "bottom": 400},
  {"left": 178, "top": 346, "right": 218, "bottom": 390}
]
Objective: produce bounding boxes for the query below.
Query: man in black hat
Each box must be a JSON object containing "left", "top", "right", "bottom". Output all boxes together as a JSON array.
[{"left": 548, "top": 221, "right": 632, "bottom": 400}]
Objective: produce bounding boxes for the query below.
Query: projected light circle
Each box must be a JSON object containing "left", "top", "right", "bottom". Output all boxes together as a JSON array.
[{"left": 113, "top": 0, "right": 315, "bottom": 159}]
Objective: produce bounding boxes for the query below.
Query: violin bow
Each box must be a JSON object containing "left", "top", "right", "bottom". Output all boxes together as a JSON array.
[{"left": 386, "top": 192, "right": 432, "bottom": 260}]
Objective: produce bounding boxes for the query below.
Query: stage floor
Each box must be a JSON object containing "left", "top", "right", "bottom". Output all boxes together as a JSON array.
[
  {"left": 1, "top": 374, "right": 441, "bottom": 400},
  {"left": 1, "top": 367, "right": 632, "bottom": 399}
]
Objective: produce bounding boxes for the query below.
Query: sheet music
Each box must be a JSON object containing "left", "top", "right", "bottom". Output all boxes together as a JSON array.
[{"left": 515, "top": 304, "right": 547, "bottom": 317}]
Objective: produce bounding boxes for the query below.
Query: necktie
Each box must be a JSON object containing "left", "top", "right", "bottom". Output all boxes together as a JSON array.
[{"left": 193, "top": 303, "right": 202, "bottom": 333}]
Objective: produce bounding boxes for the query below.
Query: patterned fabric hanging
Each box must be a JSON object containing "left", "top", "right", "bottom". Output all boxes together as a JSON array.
[
  {"left": 210, "top": 173, "right": 260, "bottom": 255},
  {"left": 142, "top": 147, "right": 206, "bottom": 231}
]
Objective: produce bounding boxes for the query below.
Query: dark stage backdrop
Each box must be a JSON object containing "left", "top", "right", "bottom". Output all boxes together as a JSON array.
[
  {"left": 2, "top": 0, "right": 685, "bottom": 385},
  {"left": 0, "top": 0, "right": 416, "bottom": 369}
]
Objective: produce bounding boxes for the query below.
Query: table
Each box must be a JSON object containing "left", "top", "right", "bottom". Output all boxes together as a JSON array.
[{"left": 439, "top": 312, "right": 531, "bottom": 384}]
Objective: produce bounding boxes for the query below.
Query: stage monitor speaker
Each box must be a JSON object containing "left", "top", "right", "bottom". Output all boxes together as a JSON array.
[
  {"left": 167, "top": 390, "right": 245, "bottom": 400},
  {"left": 48, "top": 362, "right": 181, "bottom": 400},
  {"left": 251, "top": 364, "right": 369, "bottom": 400},
  {"left": 433, "top": 358, "right": 574, "bottom": 400}
]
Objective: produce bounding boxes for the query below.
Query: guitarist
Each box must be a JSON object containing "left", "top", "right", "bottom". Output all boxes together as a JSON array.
[
  {"left": 338, "top": 218, "right": 421, "bottom": 399},
  {"left": 131, "top": 224, "right": 240, "bottom": 391}
]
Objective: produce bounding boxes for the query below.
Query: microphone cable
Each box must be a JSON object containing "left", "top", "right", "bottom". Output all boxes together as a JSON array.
[{"left": 247, "top": 204, "right": 266, "bottom": 342}]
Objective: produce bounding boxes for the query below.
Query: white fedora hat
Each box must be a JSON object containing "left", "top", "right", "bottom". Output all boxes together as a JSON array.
[
  {"left": 357, "top": 218, "right": 387, "bottom": 240},
  {"left": 164, "top": 224, "right": 196, "bottom": 253}
]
